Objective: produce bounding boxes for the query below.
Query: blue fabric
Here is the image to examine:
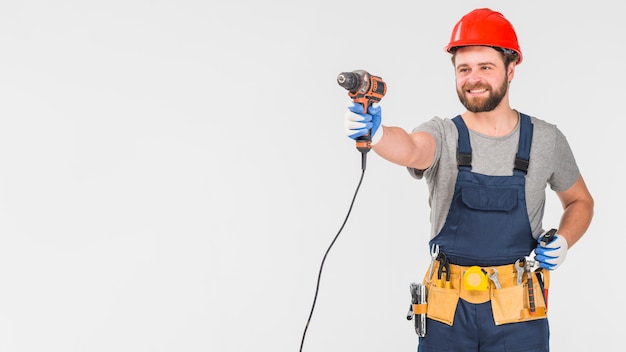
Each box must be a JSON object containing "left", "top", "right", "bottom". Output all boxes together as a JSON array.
[
  {"left": 421, "top": 114, "right": 549, "bottom": 351},
  {"left": 418, "top": 300, "right": 550, "bottom": 352},
  {"left": 430, "top": 114, "right": 535, "bottom": 266}
]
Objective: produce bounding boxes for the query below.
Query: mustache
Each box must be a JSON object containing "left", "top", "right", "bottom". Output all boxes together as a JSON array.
[{"left": 463, "top": 83, "right": 491, "bottom": 91}]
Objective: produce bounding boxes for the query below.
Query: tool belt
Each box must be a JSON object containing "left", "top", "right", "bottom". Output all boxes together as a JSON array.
[{"left": 420, "top": 260, "right": 550, "bottom": 326}]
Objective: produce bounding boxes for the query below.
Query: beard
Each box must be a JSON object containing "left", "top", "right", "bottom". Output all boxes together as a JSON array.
[{"left": 457, "top": 76, "right": 509, "bottom": 113}]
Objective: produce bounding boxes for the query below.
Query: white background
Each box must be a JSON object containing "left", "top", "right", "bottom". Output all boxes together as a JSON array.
[{"left": 0, "top": 1, "right": 621, "bottom": 351}]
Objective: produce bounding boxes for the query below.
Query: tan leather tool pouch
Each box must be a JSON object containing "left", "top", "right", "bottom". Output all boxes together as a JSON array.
[
  {"left": 422, "top": 266, "right": 460, "bottom": 326},
  {"left": 422, "top": 263, "right": 550, "bottom": 326},
  {"left": 491, "top": 270, "right": 549, "bottom": 325},
  {"left": 425, "top": 284, "right": 460, "bottom": 326}
]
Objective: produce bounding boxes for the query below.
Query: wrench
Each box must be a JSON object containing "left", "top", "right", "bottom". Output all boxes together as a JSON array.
[
  {"left": 487, "top": 268, "right": 502, "bottom": 289},
  {"left": 514, "top": 259, "right": 525, "bottom": 286},
  {"left": 428, "top": 244, "right": 440, "bottom": 280}
]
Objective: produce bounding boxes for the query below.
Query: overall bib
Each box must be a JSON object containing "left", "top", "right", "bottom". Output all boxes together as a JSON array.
[{"left": 418, "top": 114, "right": 550, "bottom": 352}]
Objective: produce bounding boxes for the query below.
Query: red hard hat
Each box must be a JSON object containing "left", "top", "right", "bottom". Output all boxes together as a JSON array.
[{"left": 445, "top": 8, "right": 522, "bottom": 64}]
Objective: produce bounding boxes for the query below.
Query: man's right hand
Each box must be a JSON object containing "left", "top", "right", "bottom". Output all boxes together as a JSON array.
[{"left": 344, "top": 102, "right": 382, "bottom": 144}]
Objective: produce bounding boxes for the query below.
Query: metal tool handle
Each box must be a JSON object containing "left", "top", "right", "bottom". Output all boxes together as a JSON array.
[
  {"left": 415, "top": 283, "right": 427, "bottom": 337},
  {"left": 527, "top": 274, "right": 536, "bottom": 314},
  {"left": 407, "top": 283, "right": 418, "bottom": 320},
  {"left": 540, "top": 228, "right": 557, "bottom": 247}
]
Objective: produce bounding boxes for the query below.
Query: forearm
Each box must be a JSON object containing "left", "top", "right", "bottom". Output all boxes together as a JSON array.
[
  {"left": 372, "top": 126, "right": 435, "bottom": 170},
  {"left": 556, "top": 176, "right": 595, "bottom": 248},
  {"left": 557, "top": 198, "right": 594, "bottom": 248}
]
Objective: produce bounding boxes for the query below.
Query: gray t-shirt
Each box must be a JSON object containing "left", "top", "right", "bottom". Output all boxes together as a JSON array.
[{"left": 408, "top": 113, "right": 579, "bottom": 240}]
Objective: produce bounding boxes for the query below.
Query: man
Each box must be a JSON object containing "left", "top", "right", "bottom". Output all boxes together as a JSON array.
[{"left": 343, "top": 8, "right": 594, "bottom": 352}]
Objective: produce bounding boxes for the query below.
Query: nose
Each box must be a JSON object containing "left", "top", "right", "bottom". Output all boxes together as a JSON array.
[{"left": 466, "top": 71, "right": 482, "bottom": 85}]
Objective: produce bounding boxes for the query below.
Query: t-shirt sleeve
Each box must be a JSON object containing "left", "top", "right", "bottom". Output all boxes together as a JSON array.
[
  {"left": 549, "top": 127, "right": 580, "bottom": 192},
  {"left": 407, "top": 117, "right": 445, "bottom": 180}
]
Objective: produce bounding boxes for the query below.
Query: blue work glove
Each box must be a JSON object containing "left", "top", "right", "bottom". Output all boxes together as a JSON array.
[
  {"left": 534, "top": 232, "right": 569, "bottom": 270},
  {"left": 344, "top": 102, "right": 382, "bottom": 144}
]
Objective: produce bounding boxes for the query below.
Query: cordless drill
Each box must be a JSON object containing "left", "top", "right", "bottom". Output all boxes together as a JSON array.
[{"left": 337, "top": 70, "right": 387, "bottom": 169}]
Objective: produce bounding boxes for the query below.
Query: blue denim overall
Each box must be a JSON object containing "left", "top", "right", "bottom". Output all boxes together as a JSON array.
[{"left": 418, "top": 114, "right": 549, "bottom": 352}]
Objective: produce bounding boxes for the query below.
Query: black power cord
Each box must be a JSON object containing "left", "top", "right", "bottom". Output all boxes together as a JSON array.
[{"left": 299, "top": 160, "right": 367, "bottom": 352}]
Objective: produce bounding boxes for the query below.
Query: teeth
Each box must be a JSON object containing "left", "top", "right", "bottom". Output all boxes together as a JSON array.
[{"left": 469, "top": 89, "right": 487, "bottom": 93}]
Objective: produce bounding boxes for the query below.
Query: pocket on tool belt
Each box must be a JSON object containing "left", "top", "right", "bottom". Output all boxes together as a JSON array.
[
  {"left": 423, "top": 269, "right": 461, "bottom": 326},
  {"left": 491, "top": 273, "right": 547, "bottom": 325},
  {"left": 424, "top": 284, "right": 459, "bottom": 326}
]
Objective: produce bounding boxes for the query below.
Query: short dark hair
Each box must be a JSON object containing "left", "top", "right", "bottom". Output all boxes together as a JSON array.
[{"left": 450, "top": 46, "right": 520, "bottom": 67}]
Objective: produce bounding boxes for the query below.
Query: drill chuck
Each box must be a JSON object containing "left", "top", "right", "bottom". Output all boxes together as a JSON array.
[{"left": 337, "top": 72, "right": 360, "bottom": 92}]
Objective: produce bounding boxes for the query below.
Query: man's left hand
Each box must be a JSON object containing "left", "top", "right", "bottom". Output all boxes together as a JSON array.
[{"left": 534, "top": 233, "right": 569, "bottom": 270}]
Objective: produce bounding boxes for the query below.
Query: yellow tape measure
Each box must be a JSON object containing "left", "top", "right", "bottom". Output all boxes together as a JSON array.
[{"left": 463, "top": 266, "right": 489, "bottom": 291}]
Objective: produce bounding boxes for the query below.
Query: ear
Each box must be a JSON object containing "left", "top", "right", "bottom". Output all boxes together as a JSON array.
[{"left": 508, "top": 62, "right": 516, "bottom": 82}]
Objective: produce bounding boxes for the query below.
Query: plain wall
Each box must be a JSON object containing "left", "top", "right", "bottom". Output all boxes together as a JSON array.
[{"left": 0, "top": 1, "right": 620, "bottom": 351}]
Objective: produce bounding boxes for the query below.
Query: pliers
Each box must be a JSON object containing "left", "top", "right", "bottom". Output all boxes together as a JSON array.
[{"left": 436, "top": 252, "right": 451, "bottom": 289}]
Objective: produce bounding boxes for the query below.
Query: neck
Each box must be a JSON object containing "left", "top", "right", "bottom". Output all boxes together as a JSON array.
[{"left": 462, "top": 106, "right": 519, "bottom": 137}]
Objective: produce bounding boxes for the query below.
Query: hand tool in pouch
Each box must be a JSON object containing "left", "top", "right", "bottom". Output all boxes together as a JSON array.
[
  {"left": 428, "top": 244, "right": 440, "bottom": 280},
  {"left": 518, "top": 228, "right": 557, "bottom": 315},
  {"left": 536, "top": 228, "right": 557, "bottom": 311},
  {"left": 436, "top": 253, "right": 451, "bottom": 288},
  {"left": 407, "top": 282, "right": 427, "bottom": 337},
  {"left": 523, "top": 258, "right": 537, "bottom": 314}
]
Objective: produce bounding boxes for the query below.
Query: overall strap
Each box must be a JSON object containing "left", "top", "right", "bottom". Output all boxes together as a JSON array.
[
  {"left": 452, "top": 114, "right": 534, "bottom": 174},
  {"left": 514, "top": 113, "right": 534, "bottom": 175},
  {"left": 452, "top": 115, "right": 471, "bottom": 169}
]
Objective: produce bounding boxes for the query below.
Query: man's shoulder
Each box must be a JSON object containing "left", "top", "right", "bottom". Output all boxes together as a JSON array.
[
  {"left": 523, "top": 113, "right": 557, "bottom": 130},
  {"left": 415, "top": 116, "right": 458, "bottom": 133}
]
